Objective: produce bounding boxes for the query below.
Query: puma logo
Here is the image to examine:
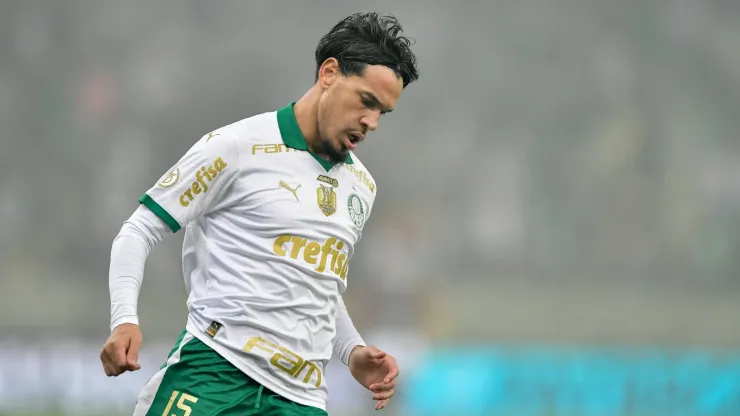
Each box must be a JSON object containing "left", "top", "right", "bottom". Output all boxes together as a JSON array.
[{"left": 279, "top": 181, "right": 300, "bottom": 201}]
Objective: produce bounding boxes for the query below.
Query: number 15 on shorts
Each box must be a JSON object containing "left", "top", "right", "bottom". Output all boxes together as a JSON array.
[{"left": 162, "top": 390, "right": 198, "bottom": 416}]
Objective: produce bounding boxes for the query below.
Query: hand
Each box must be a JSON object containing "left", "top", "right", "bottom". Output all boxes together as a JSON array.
[
  {"left": 100, "top": 323, "right": 142, "bottom": 376},
  {"left": 348, "top": 345, "right": 399, "bottom": 411}
]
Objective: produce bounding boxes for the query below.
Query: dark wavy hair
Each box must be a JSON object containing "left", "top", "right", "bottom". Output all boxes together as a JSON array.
[{"left": 314, "top": 12, "right": 419, "bottom": 88}]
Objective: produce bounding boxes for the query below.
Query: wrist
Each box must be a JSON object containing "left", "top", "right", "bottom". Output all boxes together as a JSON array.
[
  {"left": 110, "top": 315, "right": 139, "bottom": 332},
  {"left": 346, "top": 342, "right": 366, "bottom": 365}
]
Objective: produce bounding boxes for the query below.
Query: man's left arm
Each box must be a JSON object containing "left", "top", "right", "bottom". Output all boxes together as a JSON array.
[
  {"left": 335, "top": 295, "right": 399, "bottom": 410},
  {"left": 334, "top": 296, "right": 366, "bottom": 365},
  {"left": 335, "top": 185, "right": 396, "bottom": 410}
]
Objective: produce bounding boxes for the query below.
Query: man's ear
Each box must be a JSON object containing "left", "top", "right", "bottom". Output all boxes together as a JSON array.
[{"left": 318, "top": 58, "right": 340, "bottom": 89}]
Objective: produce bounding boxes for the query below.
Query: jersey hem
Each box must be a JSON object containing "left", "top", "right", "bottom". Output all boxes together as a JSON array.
[
  {"left": 184, "top": 320, "right": 328, "bottom": 412},
  {"left": 139, "top": 194, "right": 181, "bottom": 233}
]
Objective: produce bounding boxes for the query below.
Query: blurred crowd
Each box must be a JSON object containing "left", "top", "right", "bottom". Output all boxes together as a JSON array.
[{"left": 1, "top": 0, "right": 739, "bottom": 347}]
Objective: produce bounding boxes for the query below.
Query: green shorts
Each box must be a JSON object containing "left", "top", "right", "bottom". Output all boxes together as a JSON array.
[{"left": 133, "top": 330, "right": 328, "bottom": 416}]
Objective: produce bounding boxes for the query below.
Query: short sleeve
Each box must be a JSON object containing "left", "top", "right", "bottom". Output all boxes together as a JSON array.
[{"left": 138, "top": 131, "right": 240, "bottom": 232}]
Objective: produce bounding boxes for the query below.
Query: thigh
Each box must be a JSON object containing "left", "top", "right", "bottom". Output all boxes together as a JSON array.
[{"left": 133, "top": 331, "right": 261, "bottom": 416}]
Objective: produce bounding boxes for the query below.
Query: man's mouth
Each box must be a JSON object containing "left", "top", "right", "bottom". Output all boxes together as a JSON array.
[{"left": 346, "top": 132, "right": 364, "bottom": 150}]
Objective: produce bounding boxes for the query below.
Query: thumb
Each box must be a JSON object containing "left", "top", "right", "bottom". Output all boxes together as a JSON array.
[
  {"left": 126, "top": 335, "right": 142, "bottom": 370},
  {"left": 370, "top": 349, "right": 387, "bottom": 360}
]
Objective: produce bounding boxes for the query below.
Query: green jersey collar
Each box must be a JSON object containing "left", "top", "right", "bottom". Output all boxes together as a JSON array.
[{"left": 277, "top": 102, "right": 353, "bottom": 170}]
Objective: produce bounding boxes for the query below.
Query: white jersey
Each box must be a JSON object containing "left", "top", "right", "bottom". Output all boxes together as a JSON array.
[{"left": 139, "top": 103, "right": 377, "bottom": 410}]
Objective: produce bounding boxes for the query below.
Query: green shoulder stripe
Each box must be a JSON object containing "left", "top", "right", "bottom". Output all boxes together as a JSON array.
[{"left": 139, "top": 194, "right": 181, "bottom": 233}]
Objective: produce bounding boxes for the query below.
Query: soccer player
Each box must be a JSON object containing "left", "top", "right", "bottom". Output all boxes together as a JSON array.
[{"left": 99, "top": 12, "right": 419, "bottom": 416}]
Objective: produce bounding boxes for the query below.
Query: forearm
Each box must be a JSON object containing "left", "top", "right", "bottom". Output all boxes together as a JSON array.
[
  {"left": 109, "top": 205, "right": 171, "bottom": 330},
  {"left": 334, "top": 296, "right": 366, "bottom": 365}
]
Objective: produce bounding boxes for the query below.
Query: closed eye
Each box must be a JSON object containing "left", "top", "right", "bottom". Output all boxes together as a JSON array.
[
  {"left": 361, "top": 97, "right": 376, "bottom": 108},
  {"left": 359, "top": 92, "right": 393, "bottom": 115}
]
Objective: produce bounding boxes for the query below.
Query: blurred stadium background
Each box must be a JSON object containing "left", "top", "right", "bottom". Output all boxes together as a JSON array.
[{"left": 1, "top": 0, "right": 740, "bottom": 415}]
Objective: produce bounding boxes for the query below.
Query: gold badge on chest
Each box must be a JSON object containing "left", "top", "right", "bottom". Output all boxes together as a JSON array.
[
  {"left": 316, "top": 174, "right": 339, "bottom": 187},
  {"left": 317, "top": 184, "right": 337, "bottom": 216}
]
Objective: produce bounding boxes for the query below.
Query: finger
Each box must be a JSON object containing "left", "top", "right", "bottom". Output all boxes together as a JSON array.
[
  {"left": 106, "top": 342, "right": 127, "bottom": 374},
  {"left": 375, "top": 399, "right": 388, "bottom": 410},
  {"left": 126, "top": 335, "right": 142, "bottom": 370},
  {"left": 370, "top": 350, "right": 387, "bottom": 360},
  {"left": 105, "top": 363, "right": 121, "bottom": 377},
  {"left": 373, "top": 389, "right": 394, "bottom": 401},
  {"left": 101, "top": 347, "right": 115, "bottom": 374},
  {"left": 102, "top": 361, "right": 113, "bottom": 377},
  {"left": 370, "top": 380, "right": 396, "bottom": 392},
  {"left": 114, "top": 340, "right": 128, "bottom": 367},
  {"left": 384, "top": 365, "right": 399, "bottom": 383},
  {"left": 101, "top": 354, "right": 118, "bottom": 377},
  {"left": 104, "top": 355, "right": 122, "bottom": 376}
]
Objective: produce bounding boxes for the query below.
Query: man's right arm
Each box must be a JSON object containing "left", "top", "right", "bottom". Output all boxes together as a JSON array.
[
  {"left": 102, "top": 129, "right": 241, "bottom": 376},
  {"left": 101, "top": 205, "right": 172, "bottom": 377},
  {"left": 109, "top": 205, "right": 172, "bottom": 330},
  {"left": 109, "top": 128, "right": 241, "bottom": 328}
]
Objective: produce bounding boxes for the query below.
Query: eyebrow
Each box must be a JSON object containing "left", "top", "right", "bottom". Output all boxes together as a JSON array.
[{"left": 359, "top": 91, "right": 393, "bottom": 114}]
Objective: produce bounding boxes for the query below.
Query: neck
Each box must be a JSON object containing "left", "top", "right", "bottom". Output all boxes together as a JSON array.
[{"left": 292, "top": 86, "right": 323, "bottom": 155}]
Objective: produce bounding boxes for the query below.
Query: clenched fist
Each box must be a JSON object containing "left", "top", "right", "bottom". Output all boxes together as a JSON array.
[{"left": 100, "top": 323, "right": 142, "bottom": 377}]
